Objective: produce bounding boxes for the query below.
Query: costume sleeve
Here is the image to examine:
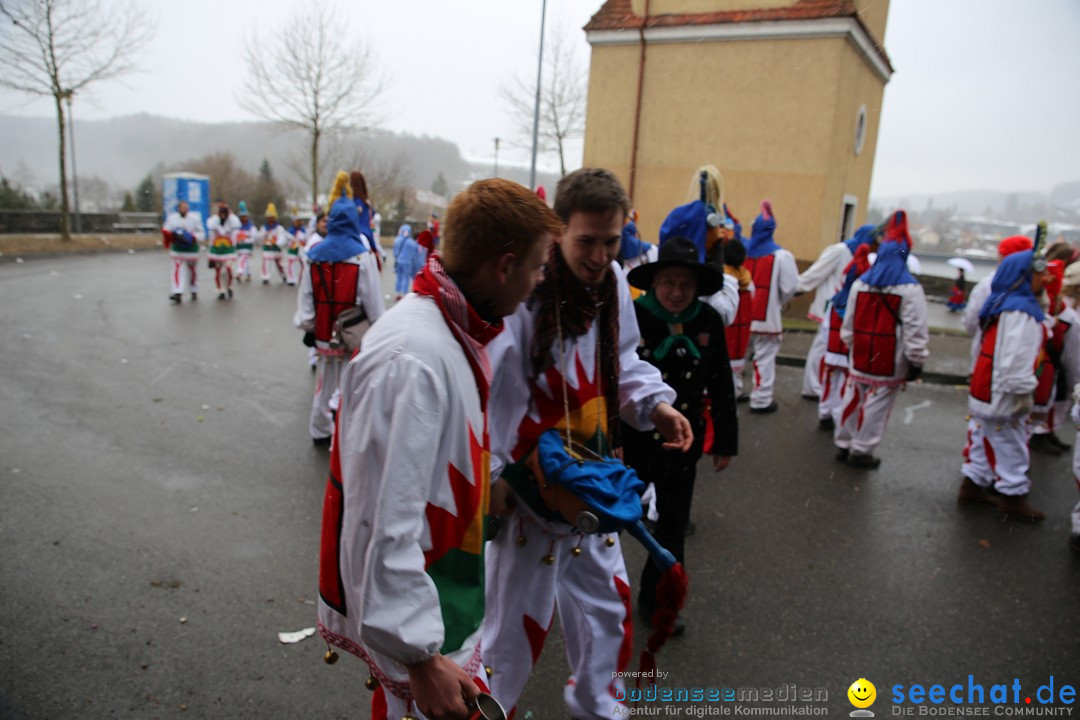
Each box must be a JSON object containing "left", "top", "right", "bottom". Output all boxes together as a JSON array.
[
  {"left": 276, "top": 227, "right": 289, "bottom": 249},
  {"left": 963, "top": 277, "right": 992, "bottom": 336},
  {"left": 796, "top": 244, "right": 845, "bottom": 293},
  {"left": 839, "top": 282, "right": 862, "bottom": 348},
  {"left": 295, "top": 262, "right": 315, "bottom": 331},
  {"left": 340, "top": 355, "right": 449, "bottom": 665},
  {"left": 776, "top": 250, "right": 800, "bottom": 306},
  {"left": 187, "top": 214, "right": 205, "bottom": 242},
  {"left": 702, "top": 273, "right": 739, "bottom": 326},
  {"left": 162, "top": 213, "right": 178, "bottom": 233},
  {"left": 900, "top": 285, "right": 931, "bottom": 366},
  {"left": 704, "top": 312, "right": 738, "bottom": 457},
  {"left": 1061, "top": 315, "right": 1080, "bottom": 390},
  {"left": 356, "top": 253, "right": 386, "bottom": 324},
  {"left": 612, "top": 262, "right": 677, "bottom": 430},
  {"left": 487, "top": 306, "right": 534, "bottom": 480},
  {"left": 995, "top": 312, "right": 1041, "bottom": 395}
]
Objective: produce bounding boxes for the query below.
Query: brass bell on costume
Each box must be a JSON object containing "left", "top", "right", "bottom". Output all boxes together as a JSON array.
[
  {"left": 402, "top": 715, "right": 418, "bottom": 720},
  {"left": 323, "top": 649, "right": 339, "bottom": 665},
  {"left": 516, "top": 535, "right": 527, "bottom": 547},
  {"left": 542, "top": 554, "right": 556, "bottom": 565},
  {"left": 365, "top": 675, "right": 379, "bottom": 691},
  {"left": 572, "top": 547, "right": 582, "bottom": 557},
  {"left": 485, "top": 665, "right": 494, "bottom": 678},
  {"left": 605, "top": 536, "right": 615, "bottom": 547}
]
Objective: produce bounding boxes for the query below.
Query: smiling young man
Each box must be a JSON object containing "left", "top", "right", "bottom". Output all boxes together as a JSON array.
[
  {"left": 482, "top": 168, "right": 693, "bottom": 720},
  {"left": 317, "top": 178, "right": 559, "bottom": 720}
]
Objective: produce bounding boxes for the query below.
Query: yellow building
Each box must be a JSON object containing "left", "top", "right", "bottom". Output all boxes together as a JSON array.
[{"left": 583, "top": 0, "right": 892, "bottom": 261}]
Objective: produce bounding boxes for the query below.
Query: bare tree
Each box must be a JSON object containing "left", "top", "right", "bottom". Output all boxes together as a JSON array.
[
  {"left": 0, "top": 0, "right": 152, "bottom": 239},
  {"left": 501, "top": 26, "right": 587, "bottom": 178},
  {"left": 343, "top": 139, "right": 413, "bottom": 218},
  {"left": 242, "top": 0, "right": 381, "bottom": 208}
]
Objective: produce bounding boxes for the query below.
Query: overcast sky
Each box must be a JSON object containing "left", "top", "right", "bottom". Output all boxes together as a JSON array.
[{"left": 1, "top": 0, "right": 1077, "bottom": 198}]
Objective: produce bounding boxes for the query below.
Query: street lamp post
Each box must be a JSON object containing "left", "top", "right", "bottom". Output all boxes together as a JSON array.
[
  {"left": 493, "top": 137, "right": 501, "bottom": 178},
  {"left": 528, "top": 0, "right": 547, "bottom": 192},
  {"left": 64, "top": 89, "right": 81, "bottom": 234}
]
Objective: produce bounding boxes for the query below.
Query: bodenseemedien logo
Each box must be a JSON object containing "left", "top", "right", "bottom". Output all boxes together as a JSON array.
[{"left": 849, "top": 678, "right": 877, "bottom": 717}]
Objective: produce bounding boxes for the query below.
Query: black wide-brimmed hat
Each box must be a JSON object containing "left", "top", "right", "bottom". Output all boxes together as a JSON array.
[{"left": 626, "top": 236, "right": 725, "bottom": 296}]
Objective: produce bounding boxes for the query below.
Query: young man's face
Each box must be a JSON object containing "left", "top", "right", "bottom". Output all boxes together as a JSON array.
[
  {"left": 558, "top": 209, "right": 624, "bottom": 287},
  {"left": 316, "top": 217, "right": 328, "bottom": 235},
  {"left": 178, "top": 202, "right": 189, "bottom": 216},
  {"left": 654, "top": 267, "right": 698, "bottom": 315},
  {"left": 492, "top": 233, "right": 552, "bottom": 317}
]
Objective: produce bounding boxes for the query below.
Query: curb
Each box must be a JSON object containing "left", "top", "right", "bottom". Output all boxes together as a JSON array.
[{"left": 775, "top": 354, "right": 969, "bottom": 387}]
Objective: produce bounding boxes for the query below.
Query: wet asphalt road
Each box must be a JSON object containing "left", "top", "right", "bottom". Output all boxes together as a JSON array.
[{"left": 1, "top": 251, "right": 1078, "bottom": 719}]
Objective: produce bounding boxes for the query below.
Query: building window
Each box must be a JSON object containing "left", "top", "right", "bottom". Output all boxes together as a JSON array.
[
  {"left": 854, "top": 105, "right": 868, "bottom": 156},
  {"left": 840, "top": 195, "right": 858, "bottom": 243}
]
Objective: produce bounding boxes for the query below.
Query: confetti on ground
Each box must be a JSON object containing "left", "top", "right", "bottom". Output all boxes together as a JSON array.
[{"left": 277, "top": 627, "right": 316, "bottom": 644}]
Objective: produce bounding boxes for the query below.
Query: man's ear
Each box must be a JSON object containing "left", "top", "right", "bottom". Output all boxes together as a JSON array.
[{"left": 494, "top": 251, "right": 516, "bottom": 284}]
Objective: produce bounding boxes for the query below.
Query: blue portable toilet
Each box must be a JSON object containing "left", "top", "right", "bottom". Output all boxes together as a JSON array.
[{"left": 163, "top": 172, "right": 211, "bottom": 232}]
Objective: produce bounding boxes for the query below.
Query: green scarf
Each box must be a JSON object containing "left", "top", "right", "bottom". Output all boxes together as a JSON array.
[{"left": 636, "top": 290, "right": 703, "bottom": 361}]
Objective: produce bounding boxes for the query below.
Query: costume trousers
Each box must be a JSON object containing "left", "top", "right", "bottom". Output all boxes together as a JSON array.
[
  {"left": 395, "top": 269, "right": 413, "bottom": 295},
  {"left": 730, "top": 360, "right": 745, "bottom": 398},
  {"left": 262, "top": 252, "right": 285, "bottom": 281},
  {"left": 482, "top": 508, "right": 630, "bottom": 720},
  {"left": 818, "top": 366, "right": 847, "bottom": 422},
  {"left": 749, "top": 333, "right": 782, "bottom": 409},
  {"left": 635, "top": 455, "right": 696, "bottom": 614},
  {"left": 286, "top": 255, "right": 302, "bottom": 285},
  {"left": 802, "top": 323, "right": 827, "bottom": 397},
  {"left": 237, "top": 251, "right": 252, "bottom": 278},
  {"left": 834, "top": 380, "right": 899, "bottom": 455},
  {"left": 961, "top": 415, "right": 1032, "bottom": 496},
  {"left": 170, "top": 256, "right": 198, "bottom": 295},
  {"left": 369, "top": 673, "right": 491, "bottom": 720},
  {"left": 310, "top": 352, "right": 346, "bottom": 440},
  {"left": 212, "top": 259, "right": 234, "bottom": 293}
]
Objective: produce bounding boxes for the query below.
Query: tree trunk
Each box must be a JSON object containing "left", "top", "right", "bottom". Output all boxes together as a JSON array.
[
  {"left": 557, "top": 136, "right": 567, "bottom": 178},
  {"left": 54, "top": 94, "right": 70, "bottom": 241},
  {"left": 311, "top": 129, "right": 320, "bottom": 209}
]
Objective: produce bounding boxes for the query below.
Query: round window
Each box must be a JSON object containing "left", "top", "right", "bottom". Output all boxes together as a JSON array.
[{"left": 854, "top": 105, "right": 868, "bottom": 156}]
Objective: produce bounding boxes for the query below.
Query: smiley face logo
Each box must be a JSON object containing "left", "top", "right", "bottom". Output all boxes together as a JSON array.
[{"left": 848, "top": 678, "right": 877, "bottom": 709}]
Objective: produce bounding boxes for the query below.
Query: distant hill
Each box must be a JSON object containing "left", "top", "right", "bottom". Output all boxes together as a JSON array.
[
  {"left": 871, "top": 184, "right": 1080, "bottom": 225},
  {"left": 0, "top": 113, "right": 559, "bottom": 202}
]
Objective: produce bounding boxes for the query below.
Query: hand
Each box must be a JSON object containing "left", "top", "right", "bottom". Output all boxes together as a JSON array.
[
  {"left": 905, "top": 364, "right": 923, "bottom": 383},
  {"left": 712, "top": 455, "right": 732, "bottom": 472},
  {"left": 405, "top": 654, "right": 479, "bottom": 720},
  {"left": 489, "top": 477, "right": 517, "bottom": 517},
  {"left": 650, "top": 402, "right": 693, "bottom": 452}
]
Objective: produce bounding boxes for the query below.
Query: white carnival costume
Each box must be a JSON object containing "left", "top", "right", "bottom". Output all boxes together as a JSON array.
[
  {"left": 483, "top": 258, "right": 676, "bottom": 720},
  {"left": 741, "top": 202, "right": 798, "bottom": 411},
  {"left": 295, "top": 193, "right": 385, "bottom": 442},
  {"left": 162, "top": 207, "right": 205, "bottom": 300},
  {"left": 317, "top": 252, "right": 499, "bottom": 719}
]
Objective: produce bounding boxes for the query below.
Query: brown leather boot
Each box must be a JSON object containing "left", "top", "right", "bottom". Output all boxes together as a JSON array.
[
  {"left": 957, "top": 477, "right": 994, "bottom": 506},
  {"left": 995, "top": 493, "right": 1045, "bottom": 522}
]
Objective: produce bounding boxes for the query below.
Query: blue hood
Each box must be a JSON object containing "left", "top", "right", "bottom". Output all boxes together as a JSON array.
[
  {"left": 979, "top": 250, "right": 1044, "bottom": 323},
  {"left": 845, "top": 224, "right": 876, "bottom": 254},
  {"left": 745, "top": 213, "right": 781, "bottom": 259},
  {"left": 306, "top": 197, "right": 368, "bottom": 263},
  {"left": 860, "top": 240, "right": 917, "bottom": 288},
  {"left": 659, "top": 201, "right": 709, "bottom": 262}
]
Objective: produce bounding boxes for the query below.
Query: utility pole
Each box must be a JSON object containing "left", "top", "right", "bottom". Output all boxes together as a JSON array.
[
  {"left": 528, "top": 0, "right": 547, "bottom": 191},
  {"left": 494, "top": 137, "right": 501, "bottom": 177}
]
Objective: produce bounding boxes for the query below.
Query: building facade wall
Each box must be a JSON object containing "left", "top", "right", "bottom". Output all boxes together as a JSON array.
[{"left": 584, "top": 7, "right": 889, "bottom": 261}]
